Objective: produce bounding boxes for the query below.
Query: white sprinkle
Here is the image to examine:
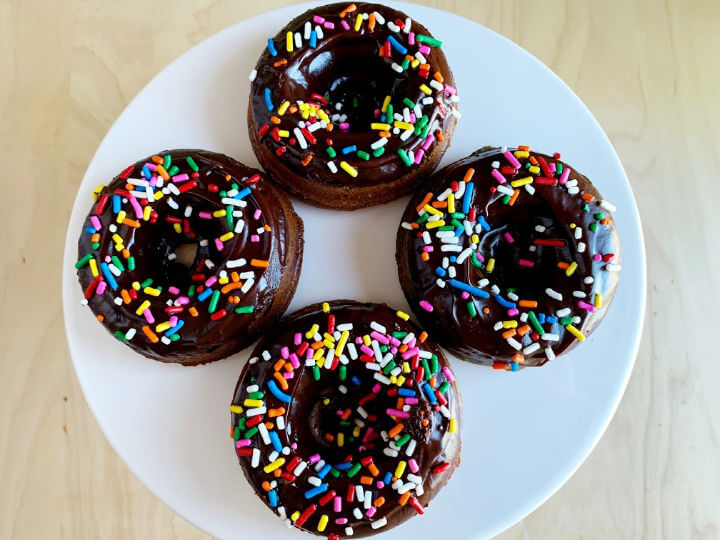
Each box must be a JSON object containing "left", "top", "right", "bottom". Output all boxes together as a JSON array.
[
  {"left": 507, "top": 337, "right": 522, "bottom": 350},
  {"left": 556, "top": 308, "right": 572, "bottom": 317},
  {"left": 575, "top": 226, "right": 583, "bottom": 239},
  {"left": 315, "top": 25, "right": 324, "bottom": 40},
  {"left": 113, "top": 297, "right": 122, "bottom": 306},
  {"left": 568, "top": 186, "right": 580, "bottom": 195},
  {"left": 371, "top": 517, "right": 388, "bottom": 530},
  {"left": 108, "top": 263, "right": 121, "bottom": 276},
  {"left": 600, "top": 200, "right": 617, "bottom": 212},
  {"left": 294, "top": 32, "right": 302, "bottom": 49},
  {"left": 226, "top": 258, "right": 245, "bottom": 268},
  {"left": 374, "top": 373, "right": 391, "bottom": 385},
  {"left": 578, "top": 241, "right": 586, "bottom": 253},
  {"left": 584, "top": 276, "right": 594, "bottom": 284},
  {"left": 125, "top": 328, "right": 136, "bottom": 340},
  {"left": 387, "top": 21, "right": 400, "bottom": 32},
  {"left": 566, "top": 179, "right": 578, "bottom": 188},
  {"left": 405, "top": 438, "right": 417, "bottom": 456},
  {"left": 456, "top": 247, "right": 473, "bottom": 264},
  {"left": 496, "top": 185, "right": 514, "bottom": 196},
  {"left": 353, "top": 508, "right": 363, "bottom": 520},
  {"left": 573, "top": 290, "right": 586, "bottom": 298},
  {"left": 507, "top": 292, "right": 519, "bottom": 302},
  {"left": 245, "top": 406, "right": 266, "bottom": 416},
  {"left": 327, "top": 161, "right": 338, "bottom": 173},
  {"left": 249, "top": 69, "right": 257, "bottom": 82},
  {"left": 258, "top": 422, "right": 271, "bottom": 445},
  {"left": 383, "top": 447, "right": 398, "bottom": 457},
  {"left": 251, "top": 448, "right": 260, "bottom": 468},
  {"left": 355, "top": 485, "right": 365, "bottom": 502},
  {"left": 546, "top": 288, "right": 563, "bottom": 301},
  {"left": 370, "top": 321, "right": 386, "bottom": 334},
  {"left": 519, "top": 312, "right": 528, "bottom": 322},
  {"left": 304, "top": 21, "right": 311, "bottom": 39},
  {"left": 545, "top": 347, "right": 556, "bottom": 361},
  {"left": 391, "top": 62, "right": 403, "bottom": 73},
  {"left": 373, "top": 11, "right": 385, "bottom": 24},
  {"left": 542, "top": 333, "right": 560, "bottom": 342},
  {"left": 345, "top": 527, "right": 354, "bottom": 536},
  {"left": 292, "top": 461, "right": 307, "bottom": 476},
  {"left": 606, "top": 263, "right": 622, "bottom": 272},
  {"left": 293, "top": 127, "right": 307, "bottom": 150},
  {"left": 166, "top": 197, "right": 179, "bottom": 209},
  {"left": 440, "top": 245, "right": 462, "bottom": 252},
  {"left": 370, "top": 137, "right": 388, "bottom": 149},
  {"left": 523, "top": 342, "right": 541, "bottom": 355},
  {"left": 436, "top": 279, "right": 446, "bottom": 288},
  {"left": 535, "top": 225, "right": 546, "bottom": 233},
  {"left": 241, "top": 278, "right": 255, "bottom": 293},
  {"left": 307, "top": 476, "right": 321, "bottom": 487}
]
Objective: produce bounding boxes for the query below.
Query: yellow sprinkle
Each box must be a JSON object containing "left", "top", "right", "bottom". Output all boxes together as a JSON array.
[
  {"left": 594, "top": 293, "right": 603, "bottom": 308},
  {"left": 381, "top": 95, "right": 391, "bottom": 113},
  {"left": 317, "top": 109, "right": 330, "bottom": 123},
  {"left": 528, "top": 165, "right": 540, "bottom": 174},
  {"left": 565, "top": 261, "right": 578, "bottom": 276},
  {"left": 471, "top": 233, "right": 479, "bottom": 244},
  {"left": 172, "top": 223, "right": 181, "bottom": 234},
  {"left": 277, "top": 129, "right": 290, "bottom": 138},
  {"left": 286, "top": 31, "right": 293, "bottom": 52},
  {"left": 323, "top": 339, "right": 334, "bottom": 349},
  {"left": 143, "top": 205, "right": 152, "bottom": 221},
  {"left": 92, "top": 184, "right": 104, "bottom": 201},
  {"left": 447, "top": 193, "right": 455, "bottom": 213},
  {"left": 229, "top": 405, "right": 244, "bottom": 414},
  {"left": 213, "top": 209, "right": 227, "bottom": 218},
  {"left": 313, "top": 348, "right": 324, "bottom": 361},
  {"left": 277, "top": 101, "right": 290, "bottom": 115},
  {"left": 354, "top": 12, "right": 362, "bottom": 31},
  {"left": 565, "top": 324, "right": 586, "bottom": 341},
  {"left": 88, "top": 258, "right": 99, "bottom": 277},
  {"left": 155, "top": 321, "right": 171, "bottom": 333},
  {"left": 419, "top": 84, "right": 432, "bottom": 95},
  {"left": 219, "top": 232, "right": 234, "bottom": 242},
  {"left": 394, "top": 461, "right": 406, "bottom": 479},
  {"left": 322, "top": 302, "right": 330, "bottom": 313},
  {"left": 363, "top": 334, "right": 371, "bottom": 346},
  {"left": 112, "top": 234, "right": 123, "bottom": 245},
  {"left": 263, "top": 457, "right": 285, "bottom": 474},
  {"left": 306, "top": 323, "right": 320, "bottom": 338},
  {"left": 371, "top": 122, "right": 391, "bottom": 130},
  {"left": 425, "top": 220, "right": 445, "bottom": 229},
  {"left": 132, "top": 281, "right": 141, "bottom": 291},
  {"left": 510, "top": 176, "right": 533, "bottom": 187},
  {"left": 336, "top": 330, "right": 349, "bottom": 357},
  {"left": 396, "top": 375, "right": 406, "bottom": 386},
  {"left": 487, "top": 258, "right": 496, "bottom": 273},
  {"left": 394, "top": 121, "right": 413, "bottom": 131},
  {"left": 291, "top": 511, "right": 300, "bottom": 522},
  {"left": 322, "top": 398, "right": 330, "bottom": 405},
  {"left": 116, "top": 210, "right": 127, "bottom": 224},
  {"left": 396, "top": 310, "right": 410, "bottom": 321},
  {"left": 514, "top": 150, "right": 529, "bottom": 158},
  {"left": 219, "top": 276, "right": 230, "bottom": 285},
  {"left": 410, "top": 59, "right": 420, "bottom": 69},
  {"left": 318, "top": 514, "right": 329, "bottom": 532},
  {"left": 143, "top": 287, "right": 160, "bottom": 296},
  {"left": 353, "top": 426, "right": 361, "bottom": 437},
  {"left": 244, "top": 399, "right": 263, "bottom": 407},
  {"left": 449, "top": 418, "right": 457, "bottom": 433},
  {"left": 135, "top": 300, "right": 151, "bottom": 315},
  {"left": 569, "top": 223, "right": 576, "bottom": 229},
  {"left": 502, "top": 320, "right": 518, "bottom": 328},
  {"left": 337, "top": 432, "right": 345, "bottom": 447},
  {"left": 402, "top": 362, "right": 410, "bottom": 374},
  {"left": 423, "top": 204, "right": 442, "bottom": 216},
  {"left": 340, "top": 161, "right": 358, "bottom": 177}
]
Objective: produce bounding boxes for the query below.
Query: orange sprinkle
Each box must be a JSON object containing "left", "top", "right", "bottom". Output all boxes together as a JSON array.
[
  {"left": 229, "top": 295, "right": 240, "bottom": 304},
  {"left": 156, "top": 165, "right": 169, "bottom": 180},
  {"left": 368, "top": 12, "right": 375, "bottom": 30},
  {"left": 120, "top": 289, "right": 131, "bottom": 304},
  {"left": 91, "top": 233, "right": 100, "bottom": 243},
  {"left": 518, "top": 300, "right": 538, "bottom": 308},
  {"left": 273, "top": 359, "right": 285, "bottom": 372},
  {"left": 326, "top": 123, "right": 334, "bottom": 132},
  {"left": 421, "top": 252, "right": 430, "bottom": 262},
  {"left": 431, "top": 200, "right": 448, "bottom": 208},
  {"left": 339, "top": 3, "right": 356, "bottom": 17},
  {"left": 421, "top": 418, "right": 430, "bottom": 427},
  {"left": 368, "top": 463, "right": 379, "bottom": 477},
  {"left": 274, "top": 372, "right": 289, "bottom": 391},
  {"left": 502, "top": 329, "right": 517, "bottom": 339},
  {"left": 273, "top": 59, "right": 287, "bottom": 68},
  {"left": 388, "top": 423, "right": 404, "bottom": 438},
  {"left": 231, "top": 271, "right": 240, "bottom": 282},
  {"left": 419, "top": 63, "right": 430, "bottom": 71},
  {"left": 436, "top": 130, "right": 444, "bottom": 142},
  {"left": 517, "top": 324, "right": 531, "bottom": 336},
  {"left": 557, "top": 262, "right": 570, "bottom": 270},
  {"left": 264, "top": 224, "right": 272, "bottom": 232},
  {"left": 268, "top": 407, "right": 285, "bottom": 417},
  {"left": 492, "top": 362, "right": 509, "bottom": 370},
  {"left": 225, "top": 174, "right": 231, "bottom": 181},
  {"left": 229, "top": 426, "right": 234, "bottom": 439},
  {"left": 273, "top": 469, "right": 282, "bottom": 478},
  {"left": 415, "top": 192, "right": 433, "bottom": 212},
  {"left": 122, "top": 218, "right": 140, "bottom": 228},
  {"left": 518, "top": 145, "right": 530, "bottom": 151},
  {"left": 582, "top": 193, "right": 595, "bottom": 202},
  {"left": 261, "top": 481, "right": 272, "bottom": 492},
  {"left": 221, "top": 282, "right": 243, "bottom": 294},
  {"left": 151, "top": 155, "right": 163, "bottom": 164},
  {"left": 482, "top": 307, "right": 490, "bottom": 314},
  {"left": 399, "top": 492, "right": 411, "bottom": 505},
  {"left": 284, "top": 361, "right": 293, "bottom": 372},
  {"left": 429, "top": 376, "right": 436, "bottom": 387},
  {"left": 96, "top": 314, "right": 104, "bottom": 322},
  {"left": 142, "top": 325, "right": 159, "bottom": 343},
  {"left": 600, "top": 218, "right": 611, "bottom": 225},
  {"left": 529, "top": 155, "right": 538, "bottom": 165},
  {"left": 301, "top": 154, "right": 313, "bottom": 166},
  {"left": 508, "top": 188, "right": 520, "bottom": 206},
  {"left": 251, "top": 259, "right": 269, "bottom": 268},
  {"left": 419, "top": 331, "right": 428, "bottom": 343},
  {"left": 325, "top": 433, "right": 335, "bottom": 442},
  {"left": 270, "top": 116, "right": 281, "bottom": 125},
  {"left": 340, "top": 408, "right": 352, "bottom": 421},
  {"left": 311, "top": 341, "right": 323, "bottom": 350},
  {"left": 433, "top": 71, "right": 444, "bottom": 83},
  {"left": 264, "top": 421, "right": 274, "bottom": 430},
  {"left": 289, "top": 105, "right": 298, "bottom": 114},
  {"left": 379, "top": 130, "right": 391, "bottom": 137},
  {"left": 360, "top": 476, "right": 373, "bottom": 485},
  {"left": 374, "top": 497, "right": 386, "bottom": 507},
  {"left": 463, "top": 168, "right": 475, "bottom": 182},
  {"left": 513, "top": 354, "right": 525, "bottom": 364},
  {"left": 189, "top": 307, "right": 199, "bottom": 317},
  {"left": 122, "top": 248, "right": 130, "bottom": 259}
]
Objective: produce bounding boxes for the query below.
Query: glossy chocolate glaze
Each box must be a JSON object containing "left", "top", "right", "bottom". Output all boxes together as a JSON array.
[
  {"left": 396, "top": 148, "right": 621, "bottom": 367},
  {"left": 248, "top": 3, "right": 459, "bottom": 209},
  {"left": 76, "top": 150, "right": 303, "bottom": 365},
  {"left": 231, "top": 301, "right": 461, "bottom": 537}
]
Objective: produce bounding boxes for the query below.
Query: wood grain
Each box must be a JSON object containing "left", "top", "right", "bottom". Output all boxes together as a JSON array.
[{"left": 2, "top": 0, "right": 719, "bottom": 538}]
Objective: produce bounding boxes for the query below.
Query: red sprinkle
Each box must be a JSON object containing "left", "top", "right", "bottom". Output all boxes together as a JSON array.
[{"left": 432, "top": 461, "right": 451, "bottom": 475}]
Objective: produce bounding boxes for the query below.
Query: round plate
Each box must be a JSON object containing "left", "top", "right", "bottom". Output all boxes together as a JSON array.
[{"left": 62, "top": 2, "right": 646, "bottom": 538}]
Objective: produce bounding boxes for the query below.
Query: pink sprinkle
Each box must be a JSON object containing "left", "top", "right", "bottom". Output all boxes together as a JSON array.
[
  {"left": 199, "top": 211, "right": 212, "bottom": 219},
  {"left": 176, "top": 296, "right": 190, "bottom": 305},
  {"left": 419, "top": 45, "right": 431, "bottom": 54},
  {"left": 370, "top": 331, "right": 390, "bottom": 344},
  {"left": 461, "top": 291, "right": 470, "bottom": 300},
  {"left": 294, "top": 332, "right": 301, "bottom": 346},
  {"left": 323, "top": 21, "right": 335, "bottom": 29},
  {"left": 96, "top": 281, "right": 106, "bottom": 295},
  {"left": 504, "top": 150, "right": 521, "bottom": 169},
  {"left": 291, "top": 443, "right": 297, "bottom": 450},
  {"left": 559, "top": 167, "right": 571, "bottom": 184},
  {"left": 376, "top": 481, "right": 384, "bottom": 489},
  {"left": 518, "top": 259, "right": 535, "bottom": 267},
  {"left": 362, "top": 427, "right": 374, "bottom": 443},
  {"left": 443, "top": 366, "right": 455, "bottom": 382},
  {"left": 339, "top": 122, "right": 350, "bottom": 131},
  {"left": 504, "top": 232, "right": 515, "bottom": 243},
  {"left": 235, "top": 439, "right": 251, "bottom": 448},
  {"left": 205, "top": 276, "right": 217, "bottom": 287},
  {"left": 167, "top": 286, "right": 179, "bottom": 295},
  {"left": 104, "top": 255, "right": 111, "bottom": 263},
  {"left": 389, "top": 336, "right": 401, "bottom": 347},
  {"left": 407, "top": 338, "right": 417, "bottom": 348},
  {"left": 422, "top": 134, "right": 435, "bottom": 151},
  {"left": 386, "top": 408, "right": 410, "bottom": 418},
  {"left": 549, "top": 162, "right": 557, "bottom": 174},
  {"left": 90, "top": 215, "right": 102, "bottom": 230},
  {"left": 409, "top": 113, "right": 416, "bottom": 123},
  {"left": 593, "top": 254, "right": 602, "bottom": 261},
  {"left": 333, "top": 496, "right": 342, "bottom": 513},
  {"left": 491, "top": 169, "right": 507, "bottom": 184},
  {"left": 281, "top": 346, "right": 289, "bottom": 359},
  {"left": 443, "top": 84, "right": 457, "bottom": 95},
  {"left": 390, "top": 346, "right": 397, "bottom": 354},
  {"left": 341, "top": 20, "right": 350, "bottom": 30},
  {"left": 172, "top": 173, "right": 189, "bottom": 183},
  {"left": 283, "top": 371, "right": 295, "bottom": 379},
  {"left": 423, "top": 246, "right": 434, "bottom": 252},
  {"left": 402, "top": 347, "right": 419, "bottom": 360},
  {"left": 253, "top": 209, "right": 262, "bottom": 220},
  {"left": 405, "top": 397, "right": 419, "bottom": 405},
  {"left": 335, "top": 518, "right": 348, "bottom": 525},
  {"left": 507, "top": 308, "right": 519, "bottom": 316},
  {"left": 408, "top": 459, "right": 420, "bottom": 473},
  {"left": 313, "top": 15, "right": 324, "bottom": 23},
  {"left": 215, "top": 238, "right": 224, "bottom": 251},
  {"left": 129, "top": 196, "right": 143, "bottom": 218},
  {"left": 169, "top": 316, "right": 178, "bottom": 327},
  {"left": 371, "top": 383, "right": 381, "bottom": 393},
  {"left": 578, "top": 301, "right": 596, "bottom": 312},
  {"left": 143, "top": 309, "right": 154, "bottom": 324},
  {"left": 355, "top": 337, "right": 363, "bottom": 345},
  {"left": 145, "top": 163, "right": 157, "bottom": 171},
  {"left": 149, "top": 176, "right": 157, "bottom": 187},
  {"left": 251, "top": 234, "right": 260, "bottom": 242},
  {"left": 360, "top": 345, "right": 374, "bottom": 356},
  {"left": 475, "top": 252, "right": 485, "bottom": 262},
  {"left": 308, "top": 454, "right": 321, "bottom": 464},
  {"left": 366, "top": 507, "right": 377, "bottom": 518},
  {"left": 414, "top": 149, "right": 425, "bottom": 164},
  {"left": 290, "top": 353, "right": 300, "bottom": 369},
  {"left": 306, "top": 349, "right": 313, "bottom": 359},
  {"left": 408, "top": 32, "right": 415, "bottom": 45}
]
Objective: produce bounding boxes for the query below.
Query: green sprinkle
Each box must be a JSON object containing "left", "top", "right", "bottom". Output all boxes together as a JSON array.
[
  {"left": 347, "top": 463, "right": 362, "bottom": 478},
  {"left": 372, "top": 147, "right": 385, "bottom": 158},
  {"left": 233, "top": 428, "right": 240, "bottom": 441},
  {"left": 416, "top": 34, "right": 442, "bottom": 47},
  {"left": 111, "top": 256, "right": 125, "bottom": 272},
  {"left": 128, "top": 256, "right": 136, "bottom": 271},
  {"left": 163, "top": 154, "right": 171, "bottom": 170},
  {"left": 237, "top": 417, "right": 247, "bottom": 431},
  {"left": 450, "top": 218, "right": 464, "bottom": 229},
  {"left": 438, "top": 381, "right": 450, "bottom": 394},
  {"left": 313, "top": 365, "right": 320, "bottom": 381},
  {"left": 403, "top": 97, "right": 415, "bottom": 108},
  {"left": 582, "top": 204, "right": 590, "bottom": 212},
  {"left": 140, "top": 278, "right": 153, "bottom": 288},
  {"left": 420, "top": 123, "right": 430, "bottom": 139},
  {"left": 437, "top": 225, "right": 454, "bottom": 232},
  {"left": 244, "top": 426, "right": 258, "bottom": 438},
  {"left": 395, "top": 433, "right": 411, "bottom": 447},
  {"left": 91, "top": 242, "right": 100, "bottom": 250},
  {"left": 352, "top": 97, "right": 359, "bottom": 108},
  {"left": 467, "top": 301, "right": 478, "bottom": 317},
  {"left": 186, "top": 156, "right": 199, "bottom": 171},
  {"left": 339, "top": 364, "right": 347, "bottom": 381},
  {"left": 75, "top": 254, "right": 93, "bottom": 268},
  {"left": 208, "top": 290, "right": 220, "bottom": 313},
  {"left": 392, "top": 332, "right": 407, "bottom": 338},
  {"left": 502, "top": 194, "right": 511, "bottom": 205},
  {"left": 226, "top": 206, "right": 234, "bottom": 229},
  {"left": 329, "top": 468, "right": 341, "bottom": 478},
  {"left": 416, "top": 212, "right": 429, "bottom": 225},
  {"left": 449, "top": 212, "right": 466, "bottom": 219},
  {"left": 386, "top": 104, "right": 393, "bottom": 120},
  {"left": 167, "top": 165, "right": 179, "bottom": 177},
  {"left": 401, "top": 57, "right": 410, "bottom": 70},
  {"left": 326, "top": 147, "right": 337, "bottom": 158},
  {"left": 248, "top": 391, "right": 264, "bottom": 399},
  {"left": 557, "top": 163, "right": 563, "bottom": 173},
  {"left": 114, "top": 330, "right": 127, "bottom": 342},
  {"left": 595, "top": 213, "right": 605, "bottom": 220},
  {"left": 590, "top": 223, "right": 598, "bottom": 232},
  {"left": 235, "top": 306, "right": 254, "bottom": 314},
  {"left": 382, "top": 361, "right": 397, "bottom": 375},
  {"left": 357, "top": 150, "right": 370, "bottom": 161},
  {"left": 560, "top": 316, "right": 573, "bottom": 325},
  {"left": 528, "top": 311, "right": 545, "bottom": 336},
  {"left": 421, "top": 359, "right": 432, "bottom": 380},
  {"left": 471, "top": 252, "right": 483, "bottom": 267},
  {"left": 430, "top": 354, "right": 439, "bottom": 375},
  {"left": 398, "top": 149, "right": 412, "bottom": 167},
  {"left": 170, "top": 333, "right": 180, "bottom": 341},
  {"left": 188, "top": 285, "right": 196, "bottom": 298}
]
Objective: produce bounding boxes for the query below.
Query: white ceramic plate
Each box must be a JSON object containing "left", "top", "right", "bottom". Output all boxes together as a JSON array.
[{"left": 62, "top": 2, "right": 646, "bottom": 538}]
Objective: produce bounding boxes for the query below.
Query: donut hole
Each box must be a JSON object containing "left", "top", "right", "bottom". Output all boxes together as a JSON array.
[
  {"left": 475, "top": 201, "right": 580, "bottom": 299},
  {"left": 298, "top": 37, "right": 410, "bottom": 131},
  {"left": 175, "top": 242, "right": 199, "bottom": 268}
]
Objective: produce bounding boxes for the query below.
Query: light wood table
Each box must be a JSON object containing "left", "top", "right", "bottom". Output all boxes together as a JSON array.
[{"left": 2, "top": 0, "right": 718, "bottom": 538}]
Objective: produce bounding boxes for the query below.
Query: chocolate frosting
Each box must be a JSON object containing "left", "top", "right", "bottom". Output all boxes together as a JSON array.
[
  {"left": 396, "top": 147, "right": 621, "bottom": 368},
  {"left": 231, "top": 300, "right": 461, "bottom": 537},
  {"left": 248, "top": 3, "right": 459, "bottom": 207},
  {"left": 76, "top": 149, "right": 303, "bottom": 365}
]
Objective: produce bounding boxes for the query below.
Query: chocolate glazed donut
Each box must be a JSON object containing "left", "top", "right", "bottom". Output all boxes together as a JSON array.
[
  {"left": 230, "top": 301, "right": 461, "bottom": 537},
  {"left": 248, "top": 2, "right": 459, "bottom": 210},
  {"left": 397, "top": 147, "right": 621, "bottom": 369},
  {"left": 75, "top": 150, "right": 303, "bottom": 365}
]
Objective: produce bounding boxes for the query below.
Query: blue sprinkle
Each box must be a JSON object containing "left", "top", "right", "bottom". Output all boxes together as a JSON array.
[
  {"left": 422, "top": 382, "right": 438, "bottom": 404},
  {"left": 264, "top": 87, "right": 274, "bottom": 111},
  {"left": 268, "top": 489, "right": 278, "bottom": 507},
  {"left": 383, "top": 471, "right": 393, "bottom": 485},
  {"left": 236, "top": 187, "right": 252, "bottom": 200},
  {"left": 447, "top": 279, "right": 490, "bottom": 299},
  {"left": 454, "top": 226, "right": 465, "bottom": 237},
  {"left": 494, "top": 294, "right": 516, "bottom": 309},
  {"left": 304, "top": 484, "right": 328, "bottom": 499},
  {"left": 100, "top": 262, "right": 118, "bottom": 290},
  {"left": 317, "top": 464, "right": 331, "bottom": 479},
  {"left": 141, "top": 165, "right": 152, "bottom": 179},
  {"left": 351, "top": 376, "right": 362, "bottom": 386},
  {"left": 380, "top": 113, "right": 387, "bottom": 123},
  {"left": 449, "top": 256, "right": 457, "bottom": 263},
  {"left": 165, "top": 319, "right": 185, "bottom": 337},
  {"left": 546, "top": 316, "right": 558, "bottom": 324},
  {"left": 197, "top": 288, "right": 213, "bottom": 302},
  {"left": 112, "top": 194, "right": 121, "bottom": 214},
  {"left": 387, "top": 35, "right": 408, "bottom": 55},
  {"left": 267, "top": 38, "right": 277, "bottom": 57},
  {"left": 510, "top": 361, "right": 519, "bottom": 372},
  {"left": 309, "top": 30, "right": 317, "bottom": 48},
  {"left": 342, "top": 145, "right": 357, "bottom": 155},
  {"left": 462, "top": 182, "right": 474, "bottom": 214},
  {"left": 435, "top": 267, "right": 447, "bottom": 277},
  {"left": 478, "top": 215, "right": 490, "bottom": 231},
  {"left": 334, "top": 462, "right": 352, "bottom": 471},
  {"left": 397, "top": 388, "right": 416, "bottom": 397},
  {"left": 85, "top": 227, "right": 97, "bottom": 234},
  {"left": 267, "top": 380, "right": 292, "bottom": 403},
  {"left": 537, "top": 313, "right": 546, "bottom": 324},
  {"left": 269, "top": 430, "right": 282, "bottom": 453}
]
